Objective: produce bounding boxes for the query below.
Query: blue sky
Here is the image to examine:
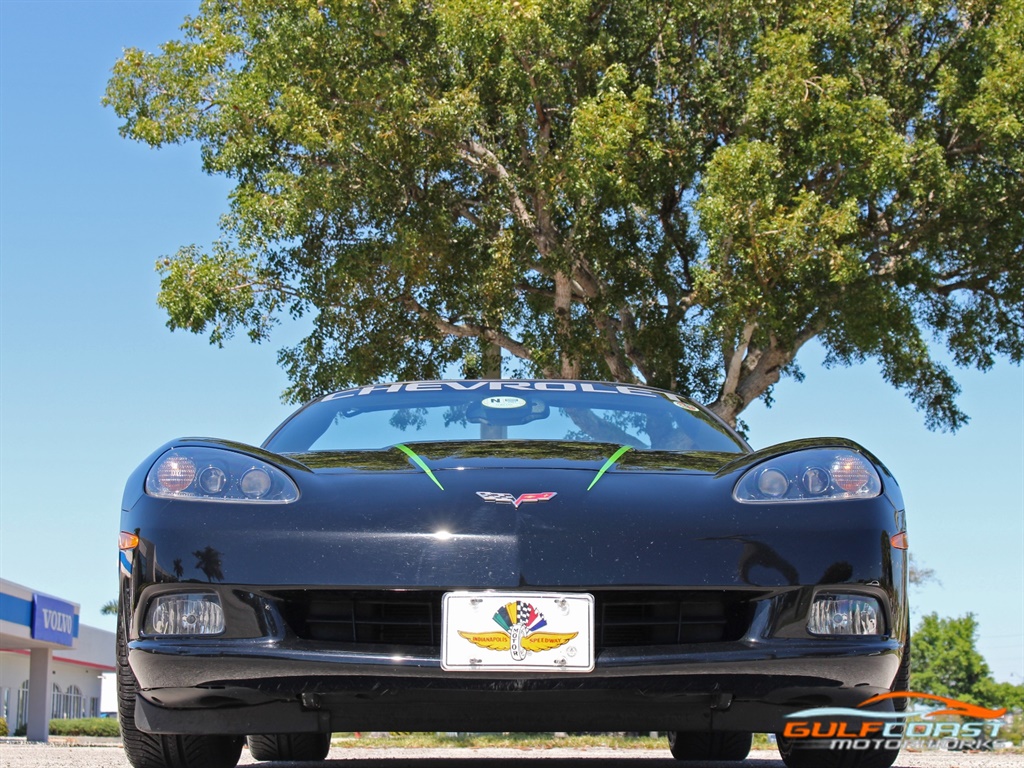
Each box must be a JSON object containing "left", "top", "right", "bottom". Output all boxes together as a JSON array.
[{"left": 1, "top": 1, "right": 1021, "bottom": 683}]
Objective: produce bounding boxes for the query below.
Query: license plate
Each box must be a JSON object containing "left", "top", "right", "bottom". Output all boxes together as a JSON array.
[{"left": 441, "top": 591, "right": 594, "bottom": 672}]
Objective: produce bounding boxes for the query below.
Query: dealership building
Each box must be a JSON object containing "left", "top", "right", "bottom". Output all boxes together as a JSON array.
[{"left": 0, "top": 578, "right": 116, "bottom": 741}]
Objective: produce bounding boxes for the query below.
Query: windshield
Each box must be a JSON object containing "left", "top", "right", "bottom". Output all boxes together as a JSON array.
[{"left": 265, "top": 381, "right": 746, "bottom": 454}]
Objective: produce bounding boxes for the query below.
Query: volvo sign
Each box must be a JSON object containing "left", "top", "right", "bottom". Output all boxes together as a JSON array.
[{"left": 31, "top": 593, "right": 76, "bottom": 646}]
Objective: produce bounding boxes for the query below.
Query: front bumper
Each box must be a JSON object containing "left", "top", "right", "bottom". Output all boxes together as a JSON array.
[{"left": 128, "top": 587, "right": 903, "bottom": 735}]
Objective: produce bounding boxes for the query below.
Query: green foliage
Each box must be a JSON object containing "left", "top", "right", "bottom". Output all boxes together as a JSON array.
[
  {"left": 976, "top": 678, "right": 1024, "bottom": 713},
  {"left": 105, "top": 0, "right": 1024, "bottom": 427},
  {"left": 999, "top": 707, "right": 1024, "bottom": 746},
  {"left": 912, "top": 613, "right": 991, "bottom": 702},
  {"left": 48, "top": 718, "right": 121, "bottom": 737},
  {"left": 911, "top": 612, "right": 1024, "bottom": 711},
  {"left": 0, "top": 716, "right": 7, "bottom": 737}
]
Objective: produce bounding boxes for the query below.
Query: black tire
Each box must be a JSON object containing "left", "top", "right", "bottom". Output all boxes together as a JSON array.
[
  {"left": 776, "top": 733, "right": 900, "bottom": 768},
  {"left": 117, "top": 608, "right": 244, "bottom": 768},
  {"left": 667, "top": 731, "right": 752, "bottom": 760},
  {"left": 775, "top": 634, "right": 908, "bottom": 768},
  {"left": 892, "top": 639, "right": 911, "bottom": 710},
  {"left": 247, "top": 732, "right": 332, "bottom": 761}
]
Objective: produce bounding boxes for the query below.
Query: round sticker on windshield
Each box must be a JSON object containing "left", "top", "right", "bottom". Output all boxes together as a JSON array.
[
  {"left": 482, "top": 396, "right": 527, "bottom": 409},
  {"left": 663, "top": 394, "right": 700, "bottom": 411}
]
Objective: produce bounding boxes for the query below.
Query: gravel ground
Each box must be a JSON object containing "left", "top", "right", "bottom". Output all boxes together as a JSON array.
[{"left": 0, "top": 744, "right": 1021, "bottom": 767}]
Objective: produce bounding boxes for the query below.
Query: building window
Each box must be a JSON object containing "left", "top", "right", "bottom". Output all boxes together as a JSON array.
[
  {"left": 17, "top": 681, "right": 29, "bottom": 729},
  {"left": 66, "top": 686, "right": 84, "bottom": 719},
  {"left": 51, "top": 683, "right": 63, "bottom": 719}
]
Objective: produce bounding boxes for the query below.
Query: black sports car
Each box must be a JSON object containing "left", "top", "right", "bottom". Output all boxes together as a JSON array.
[{"left": 117, "top": 380, "right": 909, "bottom": 768}]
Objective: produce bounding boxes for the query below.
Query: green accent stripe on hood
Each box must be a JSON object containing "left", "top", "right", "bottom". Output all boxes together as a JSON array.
[
  {"left": 394, "top": 444, "right": 445, "bottom": 490},
  {"left": 587, "top": 445, "right": 633, "bottom": 491}
]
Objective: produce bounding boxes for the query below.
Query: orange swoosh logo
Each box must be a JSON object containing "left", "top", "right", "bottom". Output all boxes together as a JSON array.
[{"left": 860, "top": 692, "right": 1006, "bottom": 719}]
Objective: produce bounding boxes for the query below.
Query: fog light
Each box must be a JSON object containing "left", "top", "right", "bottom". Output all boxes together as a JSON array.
[
  {"left": 808, "top": 594, "right": 881, "bottom": 636},
  {"left": 145, "top": 593, "right": 225, "bottom": 636}
]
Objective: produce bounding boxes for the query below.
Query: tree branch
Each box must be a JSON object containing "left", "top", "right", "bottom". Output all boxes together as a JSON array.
[
  {"left": 554, "top": 271, "right": 578, "bottom": 378},
  {"left": 709, "top": 318, "right": 825, "bottom": 425},
  {"left": 596, "top": 312, "right": 636, "bottom": 382},
  {"left": 619, "top": 306, "right": 652, "bottom": 382},
  {"left": 722, "top": 321, "right": 757, "bottom": 399},
  {"left": 658, "top": 188, "right": 694, "bottom": 293},
  {"left": 457, "top": 138, "right": 536, "bottom": 233},
  {"left": 404, "top": 296, "right": 549, "bottom": 375}
]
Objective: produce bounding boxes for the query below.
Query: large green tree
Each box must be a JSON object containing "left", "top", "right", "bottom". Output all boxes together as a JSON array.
[
  {"left": 105, "top": 0, "right": 1023, "bottom": 427},
  {"left": 911, "top": 612, "right": 1024, "bottom": 710}
]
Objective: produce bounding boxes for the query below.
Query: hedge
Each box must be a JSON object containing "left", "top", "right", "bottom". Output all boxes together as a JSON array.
[{"left": 47, "top": 718, "right": 120, "bottom": 737}]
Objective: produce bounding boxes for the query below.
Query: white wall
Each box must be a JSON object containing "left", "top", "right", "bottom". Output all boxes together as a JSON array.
[{"left": 0, "top": 624, "right": 114, "bottom": 728}]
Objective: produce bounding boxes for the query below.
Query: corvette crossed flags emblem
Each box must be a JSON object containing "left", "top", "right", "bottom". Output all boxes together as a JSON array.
[{"left": 476, "top": 491, "right": 557, "bottom": 508}]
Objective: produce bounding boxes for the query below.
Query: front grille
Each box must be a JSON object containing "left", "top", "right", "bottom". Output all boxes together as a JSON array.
[
  {"left": 274, "top": 590, "right": 754, "bottom": 648},
  {"left": 598, "top": 593, "right": 748, "bottom": 646},
  {"left": 282, "top": 592, "right": 440, "bottom": 645}
]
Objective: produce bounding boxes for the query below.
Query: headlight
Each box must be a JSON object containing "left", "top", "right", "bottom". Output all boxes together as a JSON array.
[
  {"left": 733, "top": 448, "right": 881, "bottom": 503},
  {"left": 145, "top": 447, "right": 299, "bottom": 503}
]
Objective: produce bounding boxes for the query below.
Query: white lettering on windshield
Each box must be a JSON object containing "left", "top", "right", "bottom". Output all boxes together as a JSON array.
[
  {"left": 444, "top": 382, "right": 488, "bottom": 391},
  {"left": 534, "top": 382, "right": 577, "bottom": 391},
  {"left": 320, "top": 381, "right": 667, "bottom": 402},
  {"left": 489, "top": 381, "right": 533, "bottom": 391},
  {"left": 615, "top": 385, "right": 657, "bottom": 397}
]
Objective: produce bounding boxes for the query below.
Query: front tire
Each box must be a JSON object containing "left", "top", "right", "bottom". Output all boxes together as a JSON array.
[
  {"left": 892, "top": 639, "right": 911, "bottom": 710},
  {"left": 117, "top": 608, "right": 243, "bottom": 768},
  {"left": 667, "top": 731, "right": 752, "bottom": 760},
  {"left": 776, "top": 733, "right": 900, "bottom": 768},
  {"left": 247, "top": 732, "right": 332, "bottom": 761},
  {"left": 776, "top": 636, "right": 908, "bottom": 768}
]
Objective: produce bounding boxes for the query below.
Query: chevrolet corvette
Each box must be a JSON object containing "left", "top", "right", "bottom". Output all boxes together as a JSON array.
[{"left": 117, "top": 380, "right": 909, "bottom": 768}]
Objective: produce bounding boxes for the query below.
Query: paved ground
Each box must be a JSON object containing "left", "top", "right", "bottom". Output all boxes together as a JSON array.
[{"left": 0, "top": 744, "right": 1021, "bottom": 767}]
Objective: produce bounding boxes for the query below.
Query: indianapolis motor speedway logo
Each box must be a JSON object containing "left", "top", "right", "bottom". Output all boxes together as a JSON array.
[{"left": 458, "top": 601, "right": 577, "bottom": 662}]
